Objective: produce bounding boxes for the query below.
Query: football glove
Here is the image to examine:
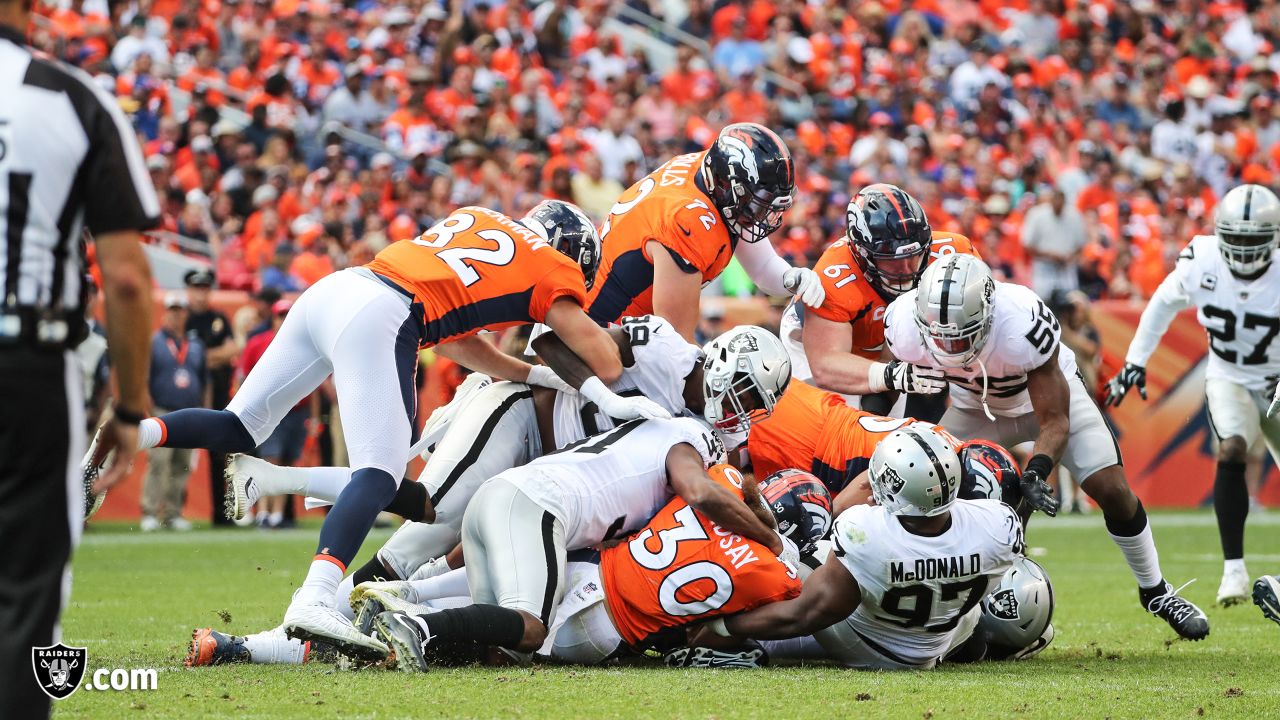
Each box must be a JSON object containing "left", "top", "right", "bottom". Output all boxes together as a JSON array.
[
  {"left": 1104, "top": 363, "right": 1146, "bottom": 407},
  {"left": 1020, "top": 455, "right": 1060, "bottom": 517},
  {"left": 870, "top": 360, "right": 947, "bottom": 395},
  {"left": 579, "top": 377, "right": 672, "bottom": 421},
  {"left": 525, "top": 364, "right": 576, "bottom": 395},
  {"left": 782, "top": 267, "right": 826, "bottom": 308}
]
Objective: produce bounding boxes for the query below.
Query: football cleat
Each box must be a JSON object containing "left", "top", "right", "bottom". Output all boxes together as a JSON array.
[
  {"left": 223, "top": 453, "right": 266, "bottom": 522},
  {"left": 372, "top": 611, "right": 431, "bottom": 673},
  {"left": 1217, "top": 565, "right": 1251, "bottom": 607},
  {"left": 664, "top": 645, "right": 769, "bottom": 669},
  {"left": 185, "top": 628, "right": 251, "bottom": 667},
  {"left": 350, "top": 583, "right": 427, "bottom": 638},
  {"left": 1254, "top": 575, "right": 1280, "bottom": 627},
  {"left": 1143, "top": 580, "right": 1210, "bottom": 640},
  {"left": 81, "top": 425, "right": 112, "bottom": 519},
  {"left": 283, "top": 599, "right": 388, "bottom": 662}
]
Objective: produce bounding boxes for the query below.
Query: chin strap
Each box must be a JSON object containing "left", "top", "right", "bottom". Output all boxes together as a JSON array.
[{"left": 975, "top": 356, "right": 996, "bottom": 422}]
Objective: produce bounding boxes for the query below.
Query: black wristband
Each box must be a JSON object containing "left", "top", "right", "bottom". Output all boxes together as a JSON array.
[
  {"left": 1024, "top": 453, "right": 1054, "bottom": 479},
  {"left": 113, "top": 407, "right": 147, "bottom": 426}
]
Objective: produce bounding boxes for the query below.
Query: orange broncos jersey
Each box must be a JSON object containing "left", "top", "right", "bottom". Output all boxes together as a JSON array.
[
  {"left": 804, "top": 231, "right": 980, "bottom": 359},
  {"left": 601, "top": 465, "right": 801, "bottom": 648},
  {"left": 585, "top": 151, "right": 734, "bottom": 325},
  {"left": 365, "top": 206, "right": 587, "bottom": 347},
  {"left": 748, "top": 380, "right": 949, "bottom": 493}
]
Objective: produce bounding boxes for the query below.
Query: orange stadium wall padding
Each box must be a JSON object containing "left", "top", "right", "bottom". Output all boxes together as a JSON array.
[{"left": 91, "top": 294, "right": 1276, "bottom": 521}]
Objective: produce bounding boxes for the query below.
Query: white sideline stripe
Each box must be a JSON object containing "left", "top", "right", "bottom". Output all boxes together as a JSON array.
[
  {"left": 77, "top": 512, "right": 1280, "bottom": 547},
  {"left": 80, "top": 528, "right": 396, "bottom": 547}
]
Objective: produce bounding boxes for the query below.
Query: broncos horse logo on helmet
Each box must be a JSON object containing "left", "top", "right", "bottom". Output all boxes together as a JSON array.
[
  {"left": 846, "top": 184, "right": 932, "bottom": 299},
  {"left": 702, "top": 123, "right": 795, "bottom": 244}
]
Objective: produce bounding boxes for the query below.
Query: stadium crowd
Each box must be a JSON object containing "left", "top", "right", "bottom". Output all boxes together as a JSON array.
[{"left": 27, "top": 0, "right": 1280, "bottom": 305}]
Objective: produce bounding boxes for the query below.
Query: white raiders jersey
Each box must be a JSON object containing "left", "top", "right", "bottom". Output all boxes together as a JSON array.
[
  {"left": 832, "top": 499, "right": 1022, "bottom": 664},
  {"left": 552, "top": 315, "right": 702, "bottom": 446},
  {"left": 885, "top": 282, "right": 1080, "bottom": 416},
  {"left": 503, "top": 417, "right": 725, "bottom": 550},
  {"left": 1127, "top": 235, "right": 1280, "bottom": 391}
]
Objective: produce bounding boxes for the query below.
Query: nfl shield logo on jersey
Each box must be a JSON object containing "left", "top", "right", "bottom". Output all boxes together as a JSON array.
[
  {"left": 1200, "top": 273, "right": 1216, "bottom": 291},
  {"left": 32, "top": 643, "right": 87, "bottom": 700},
  {"left": 987, "top": 589, "right": 1021, "bottom": 621}
]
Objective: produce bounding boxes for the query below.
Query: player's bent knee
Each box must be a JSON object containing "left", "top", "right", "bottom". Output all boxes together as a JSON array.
[{"left": 1218, "top": 437, "right": 1249, "bottom": 464}]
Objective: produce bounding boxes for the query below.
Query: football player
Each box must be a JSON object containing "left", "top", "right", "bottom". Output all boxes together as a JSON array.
[
  {"left": 90, "top": 201, "right": 650, "bottom": 659},
  {"left": 369, "top": 328, "right": 792, "bottom": 670},
  {"left": 704, "top": 425, "right": 1024, "bottom": 669},
  {"left": 586, "top": 122, "right": 825, "bottom": 341},
  {"left": 225, "top": 315, "right": 706, "bottom": 598},
  {"left": 779, "top": 184, "right": 978, "bottom": 409},
  {"left": 885, "top": 253, "right": 1210, "bottom": 640},
  {"left": 747, "top": 379, "right": 945, "bottom": 500},
  {"left": 1106, "top": 184, "right": 1280, "bottom": 606}
]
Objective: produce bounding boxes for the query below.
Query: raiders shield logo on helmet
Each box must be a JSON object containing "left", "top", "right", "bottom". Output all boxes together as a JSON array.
[
  {"left": 986, "top": 589, "right": 1021, "bottom": 621},
  {"left": 881, "top": 465, "right": 905, "bottom": 495},
  {"left": 32, "top": 643, "right": 87, "bottom": 700},
  {"left": 726, "top": 333, "right": 760, "bottom": 354}
]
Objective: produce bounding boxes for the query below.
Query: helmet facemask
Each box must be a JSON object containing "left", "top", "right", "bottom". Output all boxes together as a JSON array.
[
  {"left": 917, "top": 310, "right": 993, "bottom": 368},
  {"left": 703, "top": 368, "right": 773, "bottom": 435},
  {"left": 725, "top": 186, "right": 793, "bottom": 244},
  {"left": 1217, "top": 230, "right": 1277, "bottom": 275},
  {"left": 855, "top": 238, "right": 930, "bottom": 298}
]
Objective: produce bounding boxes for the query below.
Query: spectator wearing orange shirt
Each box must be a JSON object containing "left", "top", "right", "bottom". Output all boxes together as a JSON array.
[
  {"left": 1076, "top": 159, "right": 1118, "bottom": 212},
  {"left": 723, "top": 70, "right": 768, "bottom": 124}
]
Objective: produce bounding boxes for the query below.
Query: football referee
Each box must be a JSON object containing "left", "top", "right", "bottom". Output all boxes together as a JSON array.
[{"left": 1, "top": 1, "right": 158, "bottom": 716}]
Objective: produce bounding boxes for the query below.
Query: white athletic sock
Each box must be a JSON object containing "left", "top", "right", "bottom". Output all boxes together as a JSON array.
[
  {"left": 406, "top": 555, "right": 451, "bottom": 583},
  {"left": 1109, "top": 523, "right": 1163, "bottom": 589},
  {"left": 334, "top": 574, "right": 356, "bottom": 620},
  {"left": 243, "top": 628, "right": 308, "bottom": 665},
  {"left": 1224, "top": 558, "right": 1247, "bottom": 576},
  {"left": 297, "top": 560, "right": 344, "bottom": 607},
  {"left": 137, "top": 418, "right": 163, "bottom": 449},
  {"left": 410, "top": 567, "right": 470, "bottom": 603},
  {"left": 268, "top": 512, "right": 283, "bottom": 525},
  {"left": 303, "top": 467, "right": 356, "bottom": 503}
]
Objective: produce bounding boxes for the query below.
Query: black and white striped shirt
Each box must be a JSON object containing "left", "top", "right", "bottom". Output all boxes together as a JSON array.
[{"left": 0, "top": 25, "right": 159, "bottom": 316}]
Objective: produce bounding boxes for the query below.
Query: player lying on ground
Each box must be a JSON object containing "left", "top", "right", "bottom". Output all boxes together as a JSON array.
[
  {"left": 88, "top": 201, "right": 644, "bottom": 660},
  {"left": 780, "top": 184, "right": 975, "bottom": 417},
  {"left": 1106, "top": 183, "right": 1280, "bottom": 607},
  {"left": 883, "top": 253, "right": 1209, "bottom": 640},
  {"left": 187, "top": 464, "right": 804, "bottom": 669},
  {"left": 221, "top": 320, "right": 774, "bottom": 620},
  {"left": 704, "top": 425, "right": 1029, "bottom": 669},
  {"left": 587, "top": 122, "right": 824, "bottom": 342}
]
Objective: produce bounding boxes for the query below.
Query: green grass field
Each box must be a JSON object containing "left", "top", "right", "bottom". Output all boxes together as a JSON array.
[{"left": 52, "top": 511, "right": 1280, "bottom": 720}]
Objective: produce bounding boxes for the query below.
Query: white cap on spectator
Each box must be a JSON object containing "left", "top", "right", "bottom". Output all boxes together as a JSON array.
[
  {"left": 1186, "top": 75, "right": 1213, "bottom": 99},
  {"left": 185, "top": 189, "right": 209, "bottom": 206},
  {"left": 212, "top": 119, "right": 241, "bottom": 138},
  {"left": 421, "top": 4, "right": 447, "bottom": 21},
  {"left": 372, "top": 152, "right": 395, "bottom": 169},
  {"left": 147, "top": 154, "right": 169, "bottom": 171},
  {"left": 253, "top": 185, "right": 279, "bottom": 206},
  {"left": 163, "top": 290, "right": 189, "bottom": 309},
  {"left": 191, "top": 135, "right": 214, "bottom": 153},
  {"left": 787, "top": 37, "right": 814, "bottom": 64},
  {"left": 384, "top": 6, "right": 412, "bottom": 26},
  {"left": 407, "top": 140, "right": 431, "bottom": 158}
]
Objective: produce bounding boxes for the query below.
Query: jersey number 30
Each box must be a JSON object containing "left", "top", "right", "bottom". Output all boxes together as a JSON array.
[{"left": 629, "top": 505, "right": 735, "bottom": 617}]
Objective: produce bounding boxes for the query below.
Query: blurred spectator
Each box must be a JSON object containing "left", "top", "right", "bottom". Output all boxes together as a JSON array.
[
  {"left": 183, "top": 268, "right": 239, "bottom": 526},
  {"left": 1022, "top": 188, "right": 1087, "bottom": 298},
  {"left": 571, "top": 154, "right": 623, "bottom": 221},
  {"left": 261, "top": 243, "right": 304, "bottom": 293},
  {"left": 712, "top": 18, "right": 765, "bottom": 79},
  {"left": 142, "top": 292, "right": 206, "bottom": 533}
]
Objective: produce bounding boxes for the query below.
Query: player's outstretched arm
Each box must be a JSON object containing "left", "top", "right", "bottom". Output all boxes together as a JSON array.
[
  {"left": 804, "top": 312, "right": 878, "bottom": 394},
  {"left": 542, "top": 297, "right": 623, "bottom": 384},
  {"left": 733, "top": 235, "right": 825, "bottom": 308},
  {"left": 435, "top": 335, "right": 544, "bottom": 383},
  {"left": 721, "top": 554, "right": 861, "bottom": 640},
  {"left": 832, "top": 470, "right": 872, "bottom": 516},
  {"left": 1023, "top": 350, "right": 1070, "bottom": 516},
  {"left": 648, "top": 241, "right": 704, "bottom": 342},
  {"left": 531, "top": 326, "right": 630, "bottom": 389},
  {"left": 1107, "top": 273, "right": 1190, "bottom": 407},
  {"left": 668, "top": 444, "right": 782, "bottom": 555}
]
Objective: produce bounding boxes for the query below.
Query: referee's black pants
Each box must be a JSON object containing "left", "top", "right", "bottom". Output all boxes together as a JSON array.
[{"left": 0, "top": 349, "right": 83, "bottom": 719}]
